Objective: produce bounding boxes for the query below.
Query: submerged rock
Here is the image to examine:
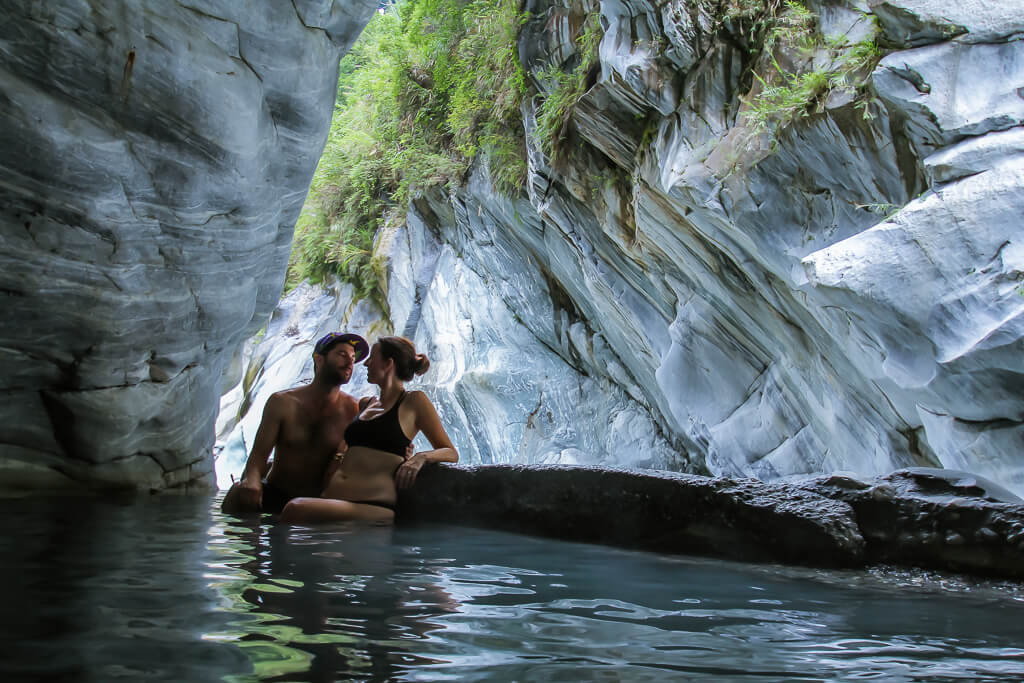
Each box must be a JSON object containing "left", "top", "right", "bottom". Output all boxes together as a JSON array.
[{"left": 401, "top": 463, "right": 866, "bottom": 568}]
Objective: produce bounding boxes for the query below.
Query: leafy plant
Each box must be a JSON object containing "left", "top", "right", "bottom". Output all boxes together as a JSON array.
[
  {"left": 743, "top": 3, "right": 884, "bottom": 132},
  {"left": 286, "top": 0, "right": 530, "bottom": 302},
  {"left": 535, "top": 11, "right": 603, "bottom": 162}
]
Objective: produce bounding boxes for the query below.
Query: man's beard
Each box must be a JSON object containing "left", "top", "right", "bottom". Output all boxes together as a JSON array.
[{"left": 319, "top": 365, "right": 351, "bottom": 386}]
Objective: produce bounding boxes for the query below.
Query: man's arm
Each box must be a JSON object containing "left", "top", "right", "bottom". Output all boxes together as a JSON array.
[{"left": 236, "top": 394, "right": 287, "bottom": 509}]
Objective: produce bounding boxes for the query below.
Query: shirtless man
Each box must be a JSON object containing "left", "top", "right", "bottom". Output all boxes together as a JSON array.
[{"left": 221, "top": 332, "right": 369, "bottom": 515}]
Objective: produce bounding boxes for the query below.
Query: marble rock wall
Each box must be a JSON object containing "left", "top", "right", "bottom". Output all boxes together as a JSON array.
[
  {"left": 0, "top": 0, "right": 375, "bottom": 492},
  {"left": 222, "top": 0, "right": 1024, "bottom": 496},
  {"left": 399, "top": 0, "right": 1024, "bottom": 492}
]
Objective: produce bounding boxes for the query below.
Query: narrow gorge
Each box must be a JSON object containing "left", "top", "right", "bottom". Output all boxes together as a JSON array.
[
  {"left": 220, "top": 0, "right": 1024, "bottom": 501},
  {"left": 2, "top": 0, "right": 1022, "bottom": 504}
]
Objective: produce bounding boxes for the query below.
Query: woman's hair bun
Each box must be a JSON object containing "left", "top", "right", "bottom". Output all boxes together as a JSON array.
[{"left": 378, "top": 335, "right": 430, "bottom": 381}]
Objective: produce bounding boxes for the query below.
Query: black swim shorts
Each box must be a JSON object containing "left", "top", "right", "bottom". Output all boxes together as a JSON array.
[{"left": 261, "top": 480, "right": 295, "bottom": 514}]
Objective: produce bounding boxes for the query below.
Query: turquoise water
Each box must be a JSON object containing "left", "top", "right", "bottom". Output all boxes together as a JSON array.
[{"left": 1, "top": 494, "right": 1023, "bottom": 682}]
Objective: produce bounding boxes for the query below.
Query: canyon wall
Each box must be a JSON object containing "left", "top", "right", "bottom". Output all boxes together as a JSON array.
[
  {"left": 222, "top": 0, "right": 1024, "bottom": 495},
  {"left": 0, "top": 0, "right": 375, "bottom": 491}
]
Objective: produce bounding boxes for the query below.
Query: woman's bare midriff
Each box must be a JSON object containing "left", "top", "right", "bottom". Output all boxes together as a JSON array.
[{"left": 322, "top": 446, "right": 404, "bottom": 505}]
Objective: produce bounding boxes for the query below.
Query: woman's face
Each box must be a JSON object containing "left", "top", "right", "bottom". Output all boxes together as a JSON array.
[{"left": 364, "top": 342, "right": 390, "bottom": 384}]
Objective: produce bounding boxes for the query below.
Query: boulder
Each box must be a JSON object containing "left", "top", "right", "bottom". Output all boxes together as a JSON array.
[
  {"left": 799, "top": 468, "right": 1024, "bottom": 577},
  {"left": 400, "top": 464, "right": 1024, "bottom": 578}
]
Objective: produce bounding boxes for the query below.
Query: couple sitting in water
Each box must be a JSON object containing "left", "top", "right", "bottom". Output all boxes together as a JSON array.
[{"left": 222, "top": 332, "right": 458, "bottom": 524}]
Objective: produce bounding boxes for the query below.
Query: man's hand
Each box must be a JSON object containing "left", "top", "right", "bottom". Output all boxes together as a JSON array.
[
  {"left": 395, "top": 452, "right": 427, "bottom": 490},
  {"left": 237, "top": 476, "right": 263, "bottom": 510}
]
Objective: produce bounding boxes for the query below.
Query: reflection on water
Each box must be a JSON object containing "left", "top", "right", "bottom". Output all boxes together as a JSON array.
[{"left": 1, "top": 493, "right": 1023, "bottom": 682}]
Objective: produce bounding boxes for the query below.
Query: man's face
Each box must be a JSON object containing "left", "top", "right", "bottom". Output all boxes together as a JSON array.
[{"left": 316, "top": 343, "right": 357, "bottom": 385}]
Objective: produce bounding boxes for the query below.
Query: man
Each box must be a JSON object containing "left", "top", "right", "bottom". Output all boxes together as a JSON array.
[{"left": 221, "top": 332, "right": 370, "bottom": 515}]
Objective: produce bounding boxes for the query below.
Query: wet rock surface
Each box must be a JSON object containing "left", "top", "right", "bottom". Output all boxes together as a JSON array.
[
  {"left": 797, "top": 468, "right": 1024, "bottom": 578},
  {"left": 400, "top": 464, "right": 1024, "bottom": 579}
]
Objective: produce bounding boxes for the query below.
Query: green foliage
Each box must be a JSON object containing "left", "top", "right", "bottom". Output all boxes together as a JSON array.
[
  {"left": 856, "top": 202, "right": 899, "bottom": 218},
  {"left": 286, "top": 0, "right": 529, "bottom": 300},
  {"left": 744, "top": 2, "right": 884, "bottom": 132},
  {"left": 535, "top": 11, "right": 603, "bottom": 162}
]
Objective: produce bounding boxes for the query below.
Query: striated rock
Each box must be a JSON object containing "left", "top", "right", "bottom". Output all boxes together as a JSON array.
[
  {"left": 216, "top": 212, "right": 692, "bottom": 486},
  {"left": 399, "top": 463, "right": 1024, "bottom": 578},
  {"left": 0, "top": 0, "right": 376, "bottom": 492},
  {"left": 869, "top": 0, "right": 1024, "bottom": 46},
  {"left": 387, "top": 0, "right": 1024, "bottom": 494},
  {"left": 220, "top": 0, "right": 1024, "bottom": 500}
]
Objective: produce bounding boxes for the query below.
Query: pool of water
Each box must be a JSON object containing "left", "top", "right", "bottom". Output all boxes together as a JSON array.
[{"left": 2, "top": 493, "right": 1023, "bottom": 682}]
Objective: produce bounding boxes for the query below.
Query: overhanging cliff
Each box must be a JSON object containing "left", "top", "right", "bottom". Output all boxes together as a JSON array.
[{"left": 0, "top": 0, "right": 376, "bottom": 491}]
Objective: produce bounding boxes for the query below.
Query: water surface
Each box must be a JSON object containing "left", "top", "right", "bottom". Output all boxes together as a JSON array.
[{"left": 1, "top": 494, "right": 1023, "bottom": 682}]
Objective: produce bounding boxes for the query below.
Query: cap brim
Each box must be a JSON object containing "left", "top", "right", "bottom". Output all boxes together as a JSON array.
[{"left": 338, "top": 333, "right": 369, "bottom": 362}]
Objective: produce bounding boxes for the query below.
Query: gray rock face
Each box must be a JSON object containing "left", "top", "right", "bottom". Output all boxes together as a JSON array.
[
  {"left": 0, "top": 0, "right": 375, "bottom": 491},
  {"left": 220, "top": 0, "right": 1023, "bottom": 498},
  {"left": 391, "top": 0, "right": 1024, "bottom": 494},
  {"left": 400, "top": 464, "right": 1024, "bottom": 578}
]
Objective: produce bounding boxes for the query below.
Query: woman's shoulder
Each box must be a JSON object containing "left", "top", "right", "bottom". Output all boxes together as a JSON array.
[{"left": 404, "top": 389, "right": 433, "bottom": 408}]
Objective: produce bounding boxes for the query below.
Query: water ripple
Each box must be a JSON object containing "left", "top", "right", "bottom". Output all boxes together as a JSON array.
[{"left": 1, "top": 495, "right": 1022, "bottom": 681}]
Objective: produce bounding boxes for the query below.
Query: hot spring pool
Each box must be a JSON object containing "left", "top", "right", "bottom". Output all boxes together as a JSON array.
[{"left": 1, "top": 493, "right": 1023, "bottom": 681}]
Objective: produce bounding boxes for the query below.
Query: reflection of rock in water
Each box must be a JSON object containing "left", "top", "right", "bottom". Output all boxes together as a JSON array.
[
  {"left": 0, "top": 495, "right": 250, "bottom": 680},
  {"left": 224, "top": 522, "right": 457, "bottom": 681}
]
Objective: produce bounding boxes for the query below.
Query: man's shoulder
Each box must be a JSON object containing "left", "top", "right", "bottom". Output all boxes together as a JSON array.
[
  {"left": 336, "top": 390, "right": 359, "bottom": 409},
  {"left": 271, "top": 387, "right": 304, "bottom": 401},
  {"left": 266, "top": 387, "right": 305, "bottom": 410}
]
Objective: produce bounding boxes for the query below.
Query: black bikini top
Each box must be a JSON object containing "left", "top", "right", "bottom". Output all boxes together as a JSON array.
[{"left": 343, "top": 391, "right": 412, "bottom": 457}]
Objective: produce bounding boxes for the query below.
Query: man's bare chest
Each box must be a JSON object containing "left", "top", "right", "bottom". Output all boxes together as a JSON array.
[{"left": 278, "top": 410, "right": 349, "bottom": 451}]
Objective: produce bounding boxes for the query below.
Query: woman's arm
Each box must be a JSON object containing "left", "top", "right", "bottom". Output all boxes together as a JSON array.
[{"left": 395, "top": 391, "right": 458, "bottom": 489}]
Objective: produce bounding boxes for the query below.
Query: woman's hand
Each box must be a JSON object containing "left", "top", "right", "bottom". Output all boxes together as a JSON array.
[
  {"left": 395, "top": 452, "right": 427, "bottom": 489},
  {"left": 322, "top": 445, "right": 347, "bottom": 491}
]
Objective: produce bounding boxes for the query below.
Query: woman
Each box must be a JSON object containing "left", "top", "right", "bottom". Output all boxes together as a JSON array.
[{"left": 280, "top": 336, "right": 458, "bottom": 524}]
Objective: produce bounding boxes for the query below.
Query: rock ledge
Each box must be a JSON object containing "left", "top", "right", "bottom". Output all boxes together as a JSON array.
[{"left": 399, "top": 465, "right": 1024, "bottom": 579}]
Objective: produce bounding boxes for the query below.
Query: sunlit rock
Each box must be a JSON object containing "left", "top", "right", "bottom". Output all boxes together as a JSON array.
[
  {"left": 869, "top": 0, "right": 1024, "bottom": 46},
  {"left": 405, "top": 0, "right": 1024, "bottom": 492},
  {"left": 218, "top": 0, "right": 1023, "bottom": 498}
]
